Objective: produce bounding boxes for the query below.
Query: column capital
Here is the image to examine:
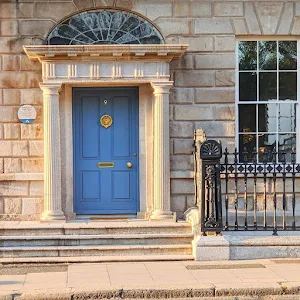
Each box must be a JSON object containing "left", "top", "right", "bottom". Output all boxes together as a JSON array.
[
  {"left": 151, "top": 81, "right": 173, "bottom": 95},
  {"left": 39, "top": 83, "right": 62, "bottom": 95}
]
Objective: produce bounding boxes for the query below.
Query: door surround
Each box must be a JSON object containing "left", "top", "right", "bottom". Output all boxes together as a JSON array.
[{"left": 24, "top": 44, "right": 188, "bottom": 221}]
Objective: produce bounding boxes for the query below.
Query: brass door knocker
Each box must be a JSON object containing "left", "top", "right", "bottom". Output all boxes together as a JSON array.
[{"left": 100, "top": 114, "right": 113, "bottom": 128}]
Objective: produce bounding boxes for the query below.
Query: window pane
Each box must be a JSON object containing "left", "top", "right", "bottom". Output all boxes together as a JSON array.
[
  {"left": 239, "top": 134, "right": 256, "bottom": 162},
  {"left": 258, "top": 134, "right": 276, "bottom": 162},
  {"left": 239, "top": 104, "right": 256, "bottom": 133},
  {"left": 259, "top": 41, "right": 277, "bottom": 70},
  {"left": 279, "top": 41, "right": 297, "bottom": 70},
  {"left": 239, "top": 41, "right": 257, "bottom": 70},
  {"left": 239, "top": 72, "right": 257, "bottom": 101},
  {"left": 258, "top": 104, "right": 276, "bottom": 132},
  {"left": 279, "top": 72, "right": 297, "bottom": 100},
  {"left": 278, "top": 133, "right": 296, "bottom": 162},
  {"left": 259, "top": 72, "right": 277, "bottom": 101},
  {"left": 278, "top": 103, "right": 296, "bottom": 132}
]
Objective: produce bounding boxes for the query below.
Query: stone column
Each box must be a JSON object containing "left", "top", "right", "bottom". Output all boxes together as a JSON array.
[
  {"left": 150, "top": 82, "right": 174, "bottom": 220},
  {"left": 39, "top": 83, "right": 65, "bottom": 221}
]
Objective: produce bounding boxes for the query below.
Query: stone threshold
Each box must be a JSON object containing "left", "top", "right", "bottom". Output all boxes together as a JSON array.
[{"left": 0, "top": 219, "right": 190, "bottom": 228}]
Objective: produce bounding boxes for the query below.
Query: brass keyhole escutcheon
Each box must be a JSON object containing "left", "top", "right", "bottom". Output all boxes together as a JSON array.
[
  {"left": 104, "top": 99, "right": 107, "bottom": 105},
  {"left": 127, "top": 162, "right": 132, "bottom": 168}
]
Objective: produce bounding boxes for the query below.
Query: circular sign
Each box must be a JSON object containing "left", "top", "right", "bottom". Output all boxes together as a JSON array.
[{"left": 18, "top": 105, "right": 37, "bottom": 124}]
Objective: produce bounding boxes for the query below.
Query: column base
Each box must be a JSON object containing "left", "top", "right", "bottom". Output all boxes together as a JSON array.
[
  {"left": 40, "top": 211, "right": 66, "bottom": 222},
  {"left": 149, "top": 210, "right": 175, "bottom": 221}
]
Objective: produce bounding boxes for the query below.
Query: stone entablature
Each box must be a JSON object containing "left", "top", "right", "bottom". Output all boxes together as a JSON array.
[
  {"left": 24, "top": 45, "right": 187, "bottom": 83},
  {"left": 24, "top": 44, "right": 187, "bottom": 221}
]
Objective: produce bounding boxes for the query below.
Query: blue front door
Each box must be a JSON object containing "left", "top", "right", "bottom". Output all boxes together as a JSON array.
[{"left": 73, "top": 87, "right": 139, "bottom": 214}]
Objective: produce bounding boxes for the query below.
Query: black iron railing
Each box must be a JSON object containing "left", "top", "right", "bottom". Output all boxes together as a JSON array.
[
  {"left": 198, "top": 140, "right": 300, "bottom": 235},
  {"left": 221, "top": 148, "right": 300, "bottom": 235}
]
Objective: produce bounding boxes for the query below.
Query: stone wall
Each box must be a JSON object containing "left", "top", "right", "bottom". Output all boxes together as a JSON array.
[{"left": 0, "top": 0, "right": 298, "bottom": 220}]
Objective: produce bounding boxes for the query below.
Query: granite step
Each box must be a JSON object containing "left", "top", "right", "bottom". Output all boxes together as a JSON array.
[
  {"left": 0, "top": 244, "right": 192, "bottom": 259},
  {"left": 0, "top": 222, "right": 191, "bottom": 236},
  {"left": 0, "top": 233, "right": 194, "bottom": 247},
  {"left": 0, "top": 254, "right": 194, "bottom": 263}
]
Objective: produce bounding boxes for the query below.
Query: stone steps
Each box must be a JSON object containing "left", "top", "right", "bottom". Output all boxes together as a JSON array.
[
  {"left": 0, "top": 222, "right": 191, "bottom": 236},
  {"left": 0, "top": 244, "right": 192, "bottom": 258},
  {"left": 0, "top": 254, "right": 194, "bottom": 263},
  {"left": 0, "top": 233, "right": 193, "bottom": 247},
  {"left": 0, "top": 221, "right": 194, "bottom": 263}
]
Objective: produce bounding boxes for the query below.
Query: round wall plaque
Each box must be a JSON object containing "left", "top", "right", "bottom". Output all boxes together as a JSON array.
[
  {"left": 18, "top": 105, "right": 37, "bottom": 124},
  {"left": 100, "top": 114, "right": 113, "bottom": 128}
]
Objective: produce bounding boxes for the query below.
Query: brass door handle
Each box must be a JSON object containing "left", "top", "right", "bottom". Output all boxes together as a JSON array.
[{"left": 127, "top": 162, "right": 132, "bottom": 168}]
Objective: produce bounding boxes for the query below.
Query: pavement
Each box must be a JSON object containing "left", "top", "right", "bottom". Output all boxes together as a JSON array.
[{"left": 1, "top": 259, "right": 300, "bottom": 299}]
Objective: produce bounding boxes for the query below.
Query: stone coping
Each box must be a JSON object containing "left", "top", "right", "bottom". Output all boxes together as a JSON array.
[
  {"left": 24, "top": 44, "right": 188, "bottom": 61},
  {"left": 0, "top": 173, "right": 43, "bottom": 181},
  {"left": 199, "top": 235, "right": 300, "bottom": 246}
]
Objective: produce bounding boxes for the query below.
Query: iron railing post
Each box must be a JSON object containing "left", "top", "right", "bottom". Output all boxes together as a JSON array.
[{"left": 200, "top": 140, "right": 223, "bottom": 235}]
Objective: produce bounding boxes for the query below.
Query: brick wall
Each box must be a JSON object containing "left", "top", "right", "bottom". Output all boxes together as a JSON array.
[{"left": 0, "top": 0, "right": 298, "bottom": 220}]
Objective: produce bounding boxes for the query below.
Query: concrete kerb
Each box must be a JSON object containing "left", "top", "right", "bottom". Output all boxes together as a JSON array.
[{"left": 1, "top": 283, "right": 299, "bottom": 299}]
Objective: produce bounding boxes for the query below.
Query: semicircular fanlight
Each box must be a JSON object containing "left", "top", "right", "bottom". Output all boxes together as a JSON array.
[{"left": 45, "top": 9, "right": 164, "bottom": 45}]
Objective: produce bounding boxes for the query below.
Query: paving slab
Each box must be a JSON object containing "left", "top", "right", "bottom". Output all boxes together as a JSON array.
[
  {"left": 1, "top": 259, "right": 300, "bottom": 299},
  {"left": 0, "top": 275, "right": 25, "bottom": 291}
]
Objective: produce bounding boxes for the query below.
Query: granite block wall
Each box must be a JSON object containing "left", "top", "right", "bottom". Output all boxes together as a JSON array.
[{"left": 0, "top": 0, "right": 298, "bottom": 219}]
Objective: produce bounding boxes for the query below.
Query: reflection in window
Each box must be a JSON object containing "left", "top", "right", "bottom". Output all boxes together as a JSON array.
[
  {"left": 239, "top": 41, "right": 257, "bottom": 70},
  {"left": 259, "top": 72, "right": 277, "bottom": 101},
  {"left": 279, "top": 41, "right": 297, "bottom": 70},
  {"left": 259, "top": 41, "right": 277, "bottom": 70},
  {"left": 238, "top": 40, "right": 297, "bottom": 162}
]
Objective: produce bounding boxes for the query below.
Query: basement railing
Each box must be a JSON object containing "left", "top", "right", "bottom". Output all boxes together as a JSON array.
[{"left": 196, "top": 138, "right": 300, "bottom": 236}]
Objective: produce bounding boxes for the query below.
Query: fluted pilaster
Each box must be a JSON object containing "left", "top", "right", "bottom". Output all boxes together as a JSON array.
[
  {"left": 150, "top": 82, "right": 173, "bottom": 220},
  {"left": 39, "top": 83, "right": 65, "bottom": 221}
]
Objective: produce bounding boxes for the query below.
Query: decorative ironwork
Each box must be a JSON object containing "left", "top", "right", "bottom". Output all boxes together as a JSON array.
[
  {"left": 200, "top": 141, "right": 223, "bottom": 234},
  {"left": 100, "top": 114, "right": 113, "bottom": 128},
  {"left": 46, "top": 9, "right": 164, "bottom": 45},
  {"left": 221, "top": 147, "right": 300, "bottom": 234},
  {"left": 195, "top": 138, "right": 300, "bottom": 234},
  {"left": 200, "top": 140, "right": 222, "bottom": 160}
]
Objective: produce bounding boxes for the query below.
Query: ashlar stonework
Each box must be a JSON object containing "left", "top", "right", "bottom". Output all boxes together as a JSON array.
[{"left": 0, "top": 0, "right": 298, "bottom": 220}]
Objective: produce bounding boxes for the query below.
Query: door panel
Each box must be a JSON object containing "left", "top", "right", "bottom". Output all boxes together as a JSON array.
[
  {"left": 73, "top": 87, "right": 139, "bottom": 214},
  {"left": 82, "top": 97, "right": 99, "bottom": 158},
  {"left": 112, "top": 96, "right": 130, "bottom": 158},
  {"left": 112, "top": 171, "right": 130, "bottom": 199},
  {"left": 81, "top": 172, "right": 100, "bottom": 200}
]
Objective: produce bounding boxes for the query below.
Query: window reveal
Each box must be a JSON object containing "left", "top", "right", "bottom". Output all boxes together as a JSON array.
[{"left": 237, "top": 40, "right": 297, "bottom": 162}]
